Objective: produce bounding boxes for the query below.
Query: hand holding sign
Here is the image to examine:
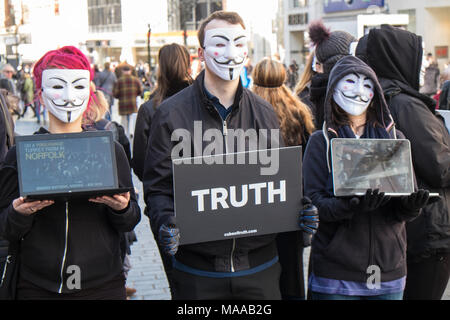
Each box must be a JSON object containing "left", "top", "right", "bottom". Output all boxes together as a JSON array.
[
  {"left": 159, "top": 217, "right": 180, "bottom": 256},
  {"left": 298, "top": 197, "right": 319, "bottom": 235},
  {"left": 13, "top": 197, "right": 54, "bottom": 216},
  {"left": 349, "top": 189, "right": 391, "bottom": 212},
  {"left": 89, "top": 192, "right": 130, "bottom": 211},
  {"left": 400, "top": 189, "right": 430, "bottom": 211}
]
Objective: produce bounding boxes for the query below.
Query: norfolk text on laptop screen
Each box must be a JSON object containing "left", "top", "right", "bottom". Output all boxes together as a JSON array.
[{"left": 15, "top": 131, "right": 127, "bottom": 199}]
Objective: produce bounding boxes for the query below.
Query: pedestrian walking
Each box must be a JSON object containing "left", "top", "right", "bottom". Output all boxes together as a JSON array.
[
  {"left": 307, "top": 20, "right": 356, "bottom": 129},
  {"left": 420, "top": 53, "right": 440, "bottom": 98},
  {"left": 143, "top": 10, "right": 315, "bottom": 300},
  {"left": 113, "top": 65, "right": 142, "bottom": 137},
  {"left": 94, "top": 62, "right": 117, "bottom": 120},
  {"left": 0, "top": 46, "right": 141, "bottom": 300},
  {"left": 18, "top": 71, "right": 36, "bottom": 119},
  {"left": 0, "top": 64, "right": 17, "bottom": 97},
  {"left": 303, "top": 55, "right": 431, "bottom": 300},
  {"left": 252, "top": 57, "right": 317, "bottom": 300},
  {"left": 364, "top": 24, "right": 450, "bottom": 300}
]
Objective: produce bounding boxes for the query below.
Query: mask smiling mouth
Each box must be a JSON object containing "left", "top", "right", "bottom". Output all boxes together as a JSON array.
[
  {"left": 51, "top": 100, "right": 85, "bottom": 108},
  {"left": 342, "top": 92, "right": 370, "bottom": 103},
  {"left": 214, "top": 57, "right": 245, "bottom": 66}
]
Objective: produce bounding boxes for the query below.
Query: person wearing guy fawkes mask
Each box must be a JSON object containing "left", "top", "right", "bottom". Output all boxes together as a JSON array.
[
  {"left": 143, "top": 11, "right": 318, "bottom": 300},
  {"left": 363, "top": 24, "right": 450, "bottom": 300},
  {"left": 303, "top": 55, "right": 432, "bottom": 300}
]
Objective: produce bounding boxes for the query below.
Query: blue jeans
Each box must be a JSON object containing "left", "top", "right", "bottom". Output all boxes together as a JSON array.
[{"left": 311, "top": 291, "right": 404, "bottom": 300}]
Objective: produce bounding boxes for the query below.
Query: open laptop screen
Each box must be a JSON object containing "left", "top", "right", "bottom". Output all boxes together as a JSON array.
[
  {"left": 331, "top": 138, "right": 414, "bottom": 196},
  {"left": 16, "top": 131, "right": 118, "bottom": 197}
]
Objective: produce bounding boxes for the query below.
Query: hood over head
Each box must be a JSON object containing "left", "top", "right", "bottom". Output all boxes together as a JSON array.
[
  {"left": 324, "top": 55, "right": 394, "bottom": 134},
  {"left": 366, "top": 24, "right": 422, "bottom": 91}
]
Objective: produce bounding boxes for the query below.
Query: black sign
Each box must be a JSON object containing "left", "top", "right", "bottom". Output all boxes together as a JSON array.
[{"left": 172, "top": 146, "right": 303, "bottom": 245}]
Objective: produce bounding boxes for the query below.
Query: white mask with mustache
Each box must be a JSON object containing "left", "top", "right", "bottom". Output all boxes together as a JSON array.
[
  {"left": 333, "top": 73, "right": 374, "bottom": 116},
  {"left": 41, "top": 69, "right": 90, "bottom": 123},
  {"left": 203, "top": 27, "right": 248, "bottom": 81}
]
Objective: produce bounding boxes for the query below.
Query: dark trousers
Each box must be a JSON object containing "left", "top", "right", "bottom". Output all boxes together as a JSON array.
[
  {"left": 171, "top": 262, "right": 282, "bottom": 300},
  {"left": 404, "top": 252, "right": 450, "bottom": 300}
]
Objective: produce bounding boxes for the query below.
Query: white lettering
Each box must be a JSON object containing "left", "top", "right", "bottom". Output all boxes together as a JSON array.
[{"left": 191, "top": 189, "right": 210, "bottom": 212}]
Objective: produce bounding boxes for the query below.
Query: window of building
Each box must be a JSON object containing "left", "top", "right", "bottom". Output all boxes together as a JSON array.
[
  {"left": 288, "top": 13, "right": 308, "bottom": 26},
  {"left": 87, "top": 0, "right": 122, "bottom": 33},
  {"left": 180, "top": 0, "right": 222, "bottom": 30},
  {"left": 292, "top": 0, "right": 308, "bottom": 8},
  {"left": 398, "top": 9, "right": 416, "bottom": 34}
]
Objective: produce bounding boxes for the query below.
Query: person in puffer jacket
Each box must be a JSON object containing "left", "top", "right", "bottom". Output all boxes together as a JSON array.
[{"left": 303, "top": 55, "right": 432, "bottom": 300}]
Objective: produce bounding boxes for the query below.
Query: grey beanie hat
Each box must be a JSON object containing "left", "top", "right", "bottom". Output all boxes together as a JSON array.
[{"left": 308, "top": 20, "right": 356, "bottom": 74}]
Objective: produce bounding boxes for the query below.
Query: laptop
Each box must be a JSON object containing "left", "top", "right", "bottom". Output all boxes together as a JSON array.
[
  {"left": 15, "top": 131, "right": 132, "bottom": 201},
  {"left": 331, "top": 138, "right": 438, "bottom": 197}
]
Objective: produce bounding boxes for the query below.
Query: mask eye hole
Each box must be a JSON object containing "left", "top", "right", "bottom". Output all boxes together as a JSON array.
[
  {"left": 345, "top": 79, "right": 355, "bottom": 84},
  {"left": 52, "top": 85, "right": 63, "bottom": 89},
  {"left": 75, "top": 85, "right": 85, "bottom": 90},
  {"left": 364, "top": 84, "right": 372, "bottom": 89}
]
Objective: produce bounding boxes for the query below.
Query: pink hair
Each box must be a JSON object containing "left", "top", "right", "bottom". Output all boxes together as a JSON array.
[{"left": 33, "top": 46, "right": 95, "bottom": 110}]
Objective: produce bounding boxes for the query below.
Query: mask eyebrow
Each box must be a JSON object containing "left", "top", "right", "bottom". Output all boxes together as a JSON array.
[
  {"left": 72, "top": 78, "right": 88, "bottom": 84},
  {"left": 234, "top": 35, "right": 246, "bottom": 42},
  {"left": 49, "top": 77, "right": 67, "bottom": 83},
  {"left": 212, "top": 35, "right": 230, "bottom": 41}
]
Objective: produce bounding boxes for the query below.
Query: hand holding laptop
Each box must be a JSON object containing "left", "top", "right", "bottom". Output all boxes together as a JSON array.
[
  {"left": 13, "top": 197, "right": 55, "bottom": 216},
  {"left": 89, "top": 192, "right": 130, "bottom": 211}
]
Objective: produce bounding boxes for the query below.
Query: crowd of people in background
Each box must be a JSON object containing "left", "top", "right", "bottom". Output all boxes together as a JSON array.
[{"left": 0, "top": 10, "right": 449, "bottom": 301}]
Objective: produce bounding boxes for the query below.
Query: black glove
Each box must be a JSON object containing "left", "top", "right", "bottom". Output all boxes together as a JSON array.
[
  {"left": 299, "top": 197, "right": 319, "bottom": 235},
  {"left": 158, "top": 222, "right": 180, "bottom": 256},
  {"left": 349, "top": 189, "right": 391, "bottom": 213},
  {"left": 400, "top": 189, "right": 430, "bottom": 212}
]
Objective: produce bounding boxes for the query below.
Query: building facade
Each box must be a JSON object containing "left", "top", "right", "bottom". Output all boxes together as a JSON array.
[{"left": 284, "top": 0, "right": 450, "bottom": 70}]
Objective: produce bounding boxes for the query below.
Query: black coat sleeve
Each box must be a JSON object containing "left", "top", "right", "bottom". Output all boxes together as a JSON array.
[
  {"left": 142, "top": 107, "right": 175, "bottom": 235},
  {"left": 132, "top": 101, "right": 155, "bottom": 181},
  {"left": 0, "top": 147, "right": 35, "bottom": 242},
  {"left": 391, "top": 96, "right": 450, "bottom": 188},
  {"left": 303, "top": 132, "right": 354, "bottom": 222},
  {"left": 105, "top": 142, "right": 141, "bottom": 232}
]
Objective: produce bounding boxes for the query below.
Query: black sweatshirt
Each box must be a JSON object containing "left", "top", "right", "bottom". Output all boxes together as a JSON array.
[
  {"left": 303, "top": 56, "right": 420, "bottom": 283},
  {"left": 0, "top": 128, "right": 141, "bottom": 294}
]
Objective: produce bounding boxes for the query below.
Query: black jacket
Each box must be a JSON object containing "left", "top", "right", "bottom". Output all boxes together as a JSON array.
[
  {"left": 0, "top": 91, "right": 14, "bottom": 273},
  {"left": 0, "top": 128, "right": 141, "bottom": 294},
  {"left": 133, "top": 81, "right": 191, "bottom": 182},
  {"left": 309, "top": 72, "right": 329, "bottom": 129},
  {"left": 303, "top": 56, "right": 419, "bottom": 282},
  {"left": 366, "top": 25, "right": 450, "bottom": 259},
  {"left": 143, "top": 71, "right": 282, "bottom": 273},
  {"left": 132, "top": 97, "right": 157, "bottom": 182}
]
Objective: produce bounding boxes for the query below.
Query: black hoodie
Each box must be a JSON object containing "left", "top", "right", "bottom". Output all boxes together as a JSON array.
[
  {"left": 0, "top": 128, "right": 141, "bottom": 294},
  {"left": 303, "top": 56, "right": 418, "bottom": 283},
  {"left": 366, "top": 25, "right": 450, "bottom": 259}
]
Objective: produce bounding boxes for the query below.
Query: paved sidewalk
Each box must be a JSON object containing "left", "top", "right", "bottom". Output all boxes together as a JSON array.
[{"left": 13, "top": 114, "right": 450, "bottom": 300}]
